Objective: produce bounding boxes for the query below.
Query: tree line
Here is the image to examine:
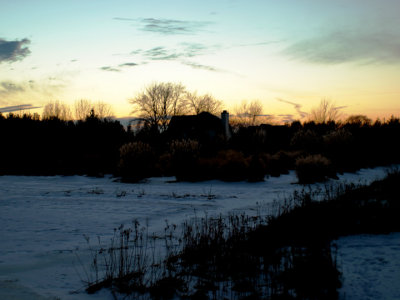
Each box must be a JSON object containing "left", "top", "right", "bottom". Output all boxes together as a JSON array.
[
  {"left": 1, "top": 82, "right": 399, "bottom": 182},
  {"left": 41, "top": 99, "right": 114, "bottom": 121},
  {"left": 0, "top": 112, "right": 127, "bottom": 176},
  {"left": 34, "top": 82, "right": 267, "bottom": 130}
]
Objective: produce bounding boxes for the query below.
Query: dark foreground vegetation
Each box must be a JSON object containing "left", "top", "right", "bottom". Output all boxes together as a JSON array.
[
  {"left": 1, "top": 112, "right": 400, "bottom": 183},
  {"left": 81, "top": 170, "right": 400, "bottom": 299},
  {"left": 0, "top": 112, "right": 127, "bottom": 176}
]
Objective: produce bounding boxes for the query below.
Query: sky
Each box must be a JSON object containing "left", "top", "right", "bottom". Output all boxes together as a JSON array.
[{"left": 1, "top": 0, "right": 400, "bottom": 121}]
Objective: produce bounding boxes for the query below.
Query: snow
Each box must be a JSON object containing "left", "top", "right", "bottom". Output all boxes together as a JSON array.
[
  {"left": 0, "top": 166, "right": 398, "bottom": 299},
  {"left": 335, "top": 233, "right": 400, "bottom": 300}
]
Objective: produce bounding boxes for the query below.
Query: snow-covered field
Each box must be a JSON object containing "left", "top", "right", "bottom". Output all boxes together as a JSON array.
[
  {"left": 335, "top": 233, "right": 400, "bottom": 300},
  {"left": 0, "top": 166, "right": 398, "bottom": 300}
]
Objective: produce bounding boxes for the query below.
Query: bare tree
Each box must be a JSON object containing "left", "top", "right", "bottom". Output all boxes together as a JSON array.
[
  {"left": 42, "top": 100, "right": 72, "bottom": 120},
  {"left": 186, "top": 92, "right": 223, "bottom": 115},
  {"left": 93, "top": 101, "right": 114, "bottom": 119},
  {"left": 308, "top": 99, "right": 342, "bottom": 123},
  {"left": 74, "top": 99, "right": 92, "bottom": 120},
  {"left": 129, "top": 82, "right": 187, "bottom": 131},
  {"left": 74, "top": 99, "right": 114, "bottom": 120},
  {"left": 168, "top": 83, "right": 188, "bottom": 117},
  {"left": 233, "top": 100, "right": 264, "bottom": 126}
]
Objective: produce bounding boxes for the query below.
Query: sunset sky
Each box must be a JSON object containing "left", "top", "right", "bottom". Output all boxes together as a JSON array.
[{"left": 1, "top": 0, "right": 399, "bottom": 121}]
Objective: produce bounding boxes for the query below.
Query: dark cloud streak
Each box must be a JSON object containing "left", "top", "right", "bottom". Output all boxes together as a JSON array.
[
  {"left": 139, "top": 43, "right": 210, "bottom": 61},
  {"left": 0, "top": 104, "right": 41, "bottom": 113},
  {"left": 143, "top": 47, "right": 180, "bottom": 60},
  {"left": 114, "top": 17, "right": 211, "bottom": 35},
  {"left": 100, "top": 62, "right": 139, "bottom": 72},
  {"left": 130, "top": 44, "right": 222, "bottom": 72},
  {"left": 139, "top": 18, "right": 211, "bottom": 35},
  {"left": 119, "top": 62, "right": 138, "bottom": 67},
  {"left": 131, "top": 43, "right": 222, "bottom": 72},
  {"left": 181, "top": 61, "right": 220, "bottom": 72},
  {"left": 100, "top": 66, "right": 121, "bottom": 72},
  {"left": 276, "top": 98, "right": 308, "bottom": 119},
  {"left": 0, "top": 38, "right": 31, "bottom": 63}
]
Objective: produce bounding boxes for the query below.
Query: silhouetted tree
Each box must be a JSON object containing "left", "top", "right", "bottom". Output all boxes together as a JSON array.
[
  {"left": 129, "top": 82, "right": 187, "bottom": 132},
  {"left": 42, "top": 100, "right": 72, "bottom": 120},
  {"left": 94, "top": 101, "right": 114, "bottom": 119},
  {"left": 233, "top": 100, "right": 264, "bottom": 126},
  {"left": 74, "top": 99, "right": 92, "bottom": 120},
  {"left": 308, "top": 99, "right": 342, "bottom": 124},
  {"left": 186, "top": 92, "right": 223, "bottom": 115},
  {"left": 74, "top": 99, "right": 114, "bottom": 120}
]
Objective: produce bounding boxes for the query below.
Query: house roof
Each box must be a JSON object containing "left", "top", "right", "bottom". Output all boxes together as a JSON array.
[{"left": 167, "top": 112, "right": 224, "bottom": 140}]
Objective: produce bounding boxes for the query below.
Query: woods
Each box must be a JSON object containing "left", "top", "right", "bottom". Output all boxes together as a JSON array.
[{"left": 1, "top": 107, "right": 399, "bottom": 183}]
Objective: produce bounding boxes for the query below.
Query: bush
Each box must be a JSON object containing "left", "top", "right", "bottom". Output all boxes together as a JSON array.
[
  {"left": 170, "top": 139, "right": 200, "bottom": 181},
  {"left": 265, "top": 151, "right": 299, "bottom": 177},
  {"left": 290, "top": 129, "right": 323, "bottom": 153},
  {"left": 323, "top": 129, "right": 354, "bottom": 172},
  {"left": 323, "top": 128, "right": 353, "bottom": 147},
  {"left": 295, "top": 154, "right": 336, "bottom": 184},
  {"left": 195, "top": 156, "right": 220, "bottom": 181},
  {"left": 157, "top": 153, "right": 173, "bottom": 176},
  {"left": 247, "top": 154, "right": 267, "bottom": 182},
  {"left": 217, "top": 150, "right": 249, "bottom": 181},
  {"left": 118, "top": 142, "right": 155, "bottom": 182}
]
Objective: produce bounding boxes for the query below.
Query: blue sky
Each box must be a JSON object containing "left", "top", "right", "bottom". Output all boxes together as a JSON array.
[{"left": 1, "top": 0, "right": 400, "bottom": 120}]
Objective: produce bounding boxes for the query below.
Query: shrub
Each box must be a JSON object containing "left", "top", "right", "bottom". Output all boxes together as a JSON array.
[
  {"left": 157, "top": 153, "right": 173, "bottom": 176},
  {"left": 217, "top": 150, "right": 249, "bottom": 181},
  {"left": 295, "top": 154, "right": 336, "bottom": 184},
  {"left": 323, "top": 129, "right": 354, "bottom": 172},
  {"left": 290, "top": 129, "right": 323, "bottom": 153},
  {"left": 170, "top": 139, "right": 200, "bottom": 158},
  {"left": 118, "top": 142, "right": 155, "bottom": 182},
  {"left": 195, "top": 156, "right": 220, "bottom": 181},
  {"left": 323, "top": 128, "right": 353, "bottom": 150},
  {"left": 247, "top": 154, "right": 267, "bottom": 182},
  {"left": 170, "top": 139, "right": 200, "bottom": 181},
  {"left": 265, "top": 151, "right": 299, "bottom": 177}
]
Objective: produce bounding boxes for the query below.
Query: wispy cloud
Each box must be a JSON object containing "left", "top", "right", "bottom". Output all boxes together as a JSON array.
[
  {"left": 136, "top": 43, "right": 210, "bottom": 61},
  {"left": 0, "top": 81, "right": 25, "bottom": 96},
  {"left": 100, "top": 66, "right": 121, "bottom": 72},
  {"left": 180, "top": 42, "right": 210, "bottom": 57},
  {"left": 114, "top": 17, "right": 212, "bottom": 35},
  {"left": 142, "top": 47, "right": 180, "bottom": 60},
  {"left": 0, "top": 104, "right": 41, "bottom": 113},
  {"left": 119, "top": 62, "right": 138, "bottom": 67},
  {"left": 0, "top": 38, "right": 31, "bottom": 63},
  {"left": 129, "top": 43, "right": 223, "bottom": 72},
  {"left": 139, "top": 18, "right": 211, "bottom": 35},
  {"left": 181, "top": 61, "right": 220, "bottom": 72},
  {"left": 0, "top": 78, "right": 68, "bottom": 106},
  {"left": 127, "top": 39, "right": 279, "bottom": 73},
  {"left": 276, "top": 98, "right": 308, "bottom": 119},
  {"left": 130, "top": 49, "right": 142, "bottom": 55},
  {"left": 283, "top": 30, "right": 400, "bottom": 65},
  {"left": 100, "top": 62, "right": 139, "bottom": 72},
  {"left": 238, "top": 41, "right": 283, "bottom": 48},
  {"left": 113, "top": 17, "right": 135, "bottom": 21}
]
